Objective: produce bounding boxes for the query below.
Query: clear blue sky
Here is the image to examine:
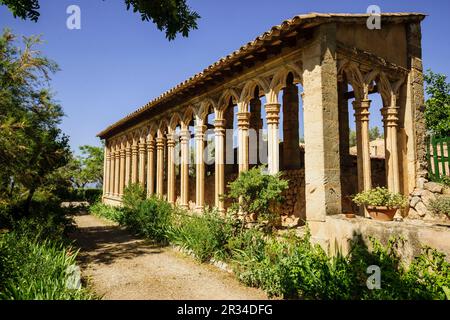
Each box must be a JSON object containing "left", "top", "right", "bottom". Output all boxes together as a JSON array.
[{"left": 1, "top": 0, "right": 449, "bottom": 151}]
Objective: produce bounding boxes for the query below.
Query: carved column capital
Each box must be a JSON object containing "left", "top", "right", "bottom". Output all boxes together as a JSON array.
[
  {"left": 381, "top": 106, "right": 399, "bottom": 128},
  {"left": 353, "top": 99, "right": 370, "bottom": 122},
  {"left": 156, "top": 137, "right": 165, "bottom": 149},
  {"left": 195, "top": 125, "right": 207, "bottom": 140},
  {"left": 180, "top": 129, "right": 191, "bottom": 143},
  {"left": 237, "top": 112, "right": 250, "bottom": 129},
  {"left": 265, "top": 103, "right": 280, "bottom": 125}
]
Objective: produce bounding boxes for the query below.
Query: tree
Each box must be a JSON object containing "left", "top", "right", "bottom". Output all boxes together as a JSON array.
[
  {"left": 0, "top": 30, "right": 70, "bottom": 215},
  {"left": 76, "top": 145, "right": 104, "bottom": 188},
  {"left": 0, "top": 0, "right": 200, "bottom": 40},
  {"left": 424, "top": 70, "right": 450, "bottom": 137}
]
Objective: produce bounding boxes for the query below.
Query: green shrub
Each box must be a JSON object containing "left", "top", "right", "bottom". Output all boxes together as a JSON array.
[
  {"left": 122, "top": 184, "right": 146, "bottom": 211},
  {"left": 122, "top": 196, "right": 173, "bottom": 243},
  {"left": 169, "top": 209, "right": 236, "bottom": 262},
  {"left": 0, "top": 227, "right": 95, "bottom": 300},
  {"left": 352, "top": 187, "right": 408, "bottom": 208},
  {"left": 90, "top": 202, "right": 124, "bottom": 222},
  {"left": 428, "top": 195, "right": 450, "bottom": 216},
  {"left": 225, "top": 166, "right": 288, "bottom": 227},
  {"left": 229, "top": 230, "right": 450, "bottom": 300}
]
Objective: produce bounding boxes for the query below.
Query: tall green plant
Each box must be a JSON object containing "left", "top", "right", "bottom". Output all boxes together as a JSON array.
[{"left": 225, "top": 166, "right": 288, "bottom": 227}]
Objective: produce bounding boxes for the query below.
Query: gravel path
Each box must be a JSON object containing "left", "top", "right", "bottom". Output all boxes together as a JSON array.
[{"left": 70, "top": 213, "right": 268, "bottom": 300}]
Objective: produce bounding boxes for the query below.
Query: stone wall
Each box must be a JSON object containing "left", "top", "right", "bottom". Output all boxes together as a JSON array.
[{"left": 407, "top": 180, "right": 450, "bottom": 222}]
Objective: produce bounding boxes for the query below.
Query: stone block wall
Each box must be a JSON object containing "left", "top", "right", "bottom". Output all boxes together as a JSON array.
[{"left": 407, "top": 180, "right": 450, "bottom": 222}]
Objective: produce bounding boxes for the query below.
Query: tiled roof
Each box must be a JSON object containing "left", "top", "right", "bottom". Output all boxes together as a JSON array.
[{"left": 98, "top": 12, "right": 425, "bottom": 139}]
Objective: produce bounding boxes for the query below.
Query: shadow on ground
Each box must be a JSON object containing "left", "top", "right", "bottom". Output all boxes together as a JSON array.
[{"left": 68, "top": 212, "right": 165, "bottom": 267}]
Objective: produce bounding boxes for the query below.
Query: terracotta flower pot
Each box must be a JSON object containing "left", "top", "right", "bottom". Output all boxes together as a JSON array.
[{"left": 366, "top": 206, "right": 398, "bottom": 221}]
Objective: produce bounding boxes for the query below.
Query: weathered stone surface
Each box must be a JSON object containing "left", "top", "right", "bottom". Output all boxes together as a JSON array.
[
  {"left": 421, "top": 190, "right": 436, "bottom": 207},
  {"left": 424, "top": 182, "right": 443, "bottom": 194},
  {"left": 411, "top": 188, "right": 425, "bottom": 197},
  {"left": 415, "top": 201, "right": 429, "bottom": 217},
  {"left": 410, "top": 196, "right": 421, "bottom": 208},
  {"left": 407, "top": 207, "right": 421, "bottom": 220},
  {"left": 417, "top": 177, "right": 428, "bottom": 190}
]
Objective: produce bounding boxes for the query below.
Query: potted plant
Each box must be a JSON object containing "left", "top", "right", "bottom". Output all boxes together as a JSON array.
[{"left": 352, "top": 187, "right": 408, "bottom": 221}]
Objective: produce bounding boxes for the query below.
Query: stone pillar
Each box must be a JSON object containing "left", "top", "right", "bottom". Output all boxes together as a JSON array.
[
  {"left": 125, "top": 142, "right": 131, "bottom": 188},
  {"left": 249, "top": 98, "right": 262, "bottom": 167},
  {"left": 282, "top": 83, "right": 301, "bottom": 169},
  {"left": 265, "top": 103, "right": 280, "bottom": 174},
  {"left": 104, "top": 145, "right": 110, "bottom": 197},
  {"left": 113, "top": 147, "right": 119, "bottom": 197},
  {"left": 195, "top": 119, "right": 206, "bottom": 210},
  {"left": 406, "top": 22, "right": 426, "bottom": 191},
  {"left": 354, "top": 99, "right": 372, "bottom": 192},
  {"left": 382, "top": 102, "right": 401, "bottom": 193},
  {"left": 138, "top": 140, "right": 146, "bottom": 188},
  {"left": 109, "top": 147, "right": 115, "bottom": 197},
  {"left": 180, "top": 126, "right": 190, "bottom": 208},
  {"left": 166, "top": 132, "right": 176, "bottom": 204},
  {"left": 119, "top": 147, "right": 126, "bottom": 197},
  {"left": 237, "top": 110, "right": 250, "bottom": 174},
  {"left": 146, "top": 137, "right": 155, "bottom": 197},
  {"left": 214, "top": 118, "right": 226, "bottom": 212},
  {"left": 130, "top": 142, "right": 138, "bottom": 184},
  {"left": 302, "top": 23, "right": 341, "bottom": 222},
  {"left": 156, "top": 136, "right": 165, "bottom": 198}
]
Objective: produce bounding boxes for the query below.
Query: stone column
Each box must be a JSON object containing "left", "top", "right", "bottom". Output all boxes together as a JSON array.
[
  {"left": 406, "top": 22, "right": 426, "bottom": 191},
  {"left": 180, "top": 126, "right": 190, "bottom": 208},
  {"left": 146, "top": 137, "right": 155, "bottom": 197},
  {"left": 104, "top": 145, "right": 110, "bottom": 197},
  {"left": 125, "top": 141, "right": 131, "bottom": 188},
  {"left": 166, "top": 132, "right": 176, "bottom": 204},
  {"left": 114, "top": 147, "right": 120, "bottom": 197},
  {"left": 249, "top": 98, "right": 262, "bottom": 167},
  {"left": 195, "top": 119, "right": 206, "bottom": 210},
  {"left": 265, "top": 103, "right": 280, "bottom": 174},
  {"left": 119, "top": 146, "right": 126, "bottom": 197},
  {"left": 302, "top": 23, "right": 342, "bottom": 222},
  {"left": 214, "top": 118, "right": 226, "bottom": 212},
  {"left": 282, "top": 83, "right": 301, "bottom": 169},
  {"left": 156, "top": 136, "right": 165, "bottom": 198},
  {"left": 131, "top": 142, "right": 138, "bottom": 184},
  {"left": 382, "top": 102, "right": 401, "bottom": 193},
  {"left": 109, "top": 147, "right": 115, "bottom": 197},
  {"left": 138, "top": 140, "right": 146, "bottom": 188},
  {"left": 354, "top": 99, "right": 372, "bottom": 192},
  {"left": 237, "top": 110, "right": 250, "bottom": 174}
]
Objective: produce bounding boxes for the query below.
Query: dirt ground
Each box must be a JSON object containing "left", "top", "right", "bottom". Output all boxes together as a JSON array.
[{"left": 70, "top": 213, "right": 268, "bottom": 300}]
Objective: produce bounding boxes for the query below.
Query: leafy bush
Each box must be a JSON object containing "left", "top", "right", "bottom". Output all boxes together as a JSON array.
[
  {"left": 122, "top": 184, "right": 146, "bottom": 211},
  {"left": 169, "top": 209, "right": 236, "bottom": 262},
  {"left": 225, "top": 166, "right": 288, "bottom": 227},
  {"left": 428, "top": 195, "right": 450, "bottom": 216},
  {"left": 90, "top": 202, "right": 124, "bottom": 222},
  {"left": 352, "top": 187, "right": 408, "bottom": 208},
  {"left": 230, "top": 230, "right": 450, "bottom": 300},
  {"left": 439, "top": 176, "right": 450, "bottom": 188},
  {"left": 0, "top": 225, "right": 95, "bottom": 300},
  {"left": 122, "top": 196, "right": 173, "bottom": 243}
]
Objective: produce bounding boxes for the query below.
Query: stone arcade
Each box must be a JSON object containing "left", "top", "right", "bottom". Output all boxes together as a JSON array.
[{"left": 98, "top": 13, "right": 450, "bottom": 256}]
